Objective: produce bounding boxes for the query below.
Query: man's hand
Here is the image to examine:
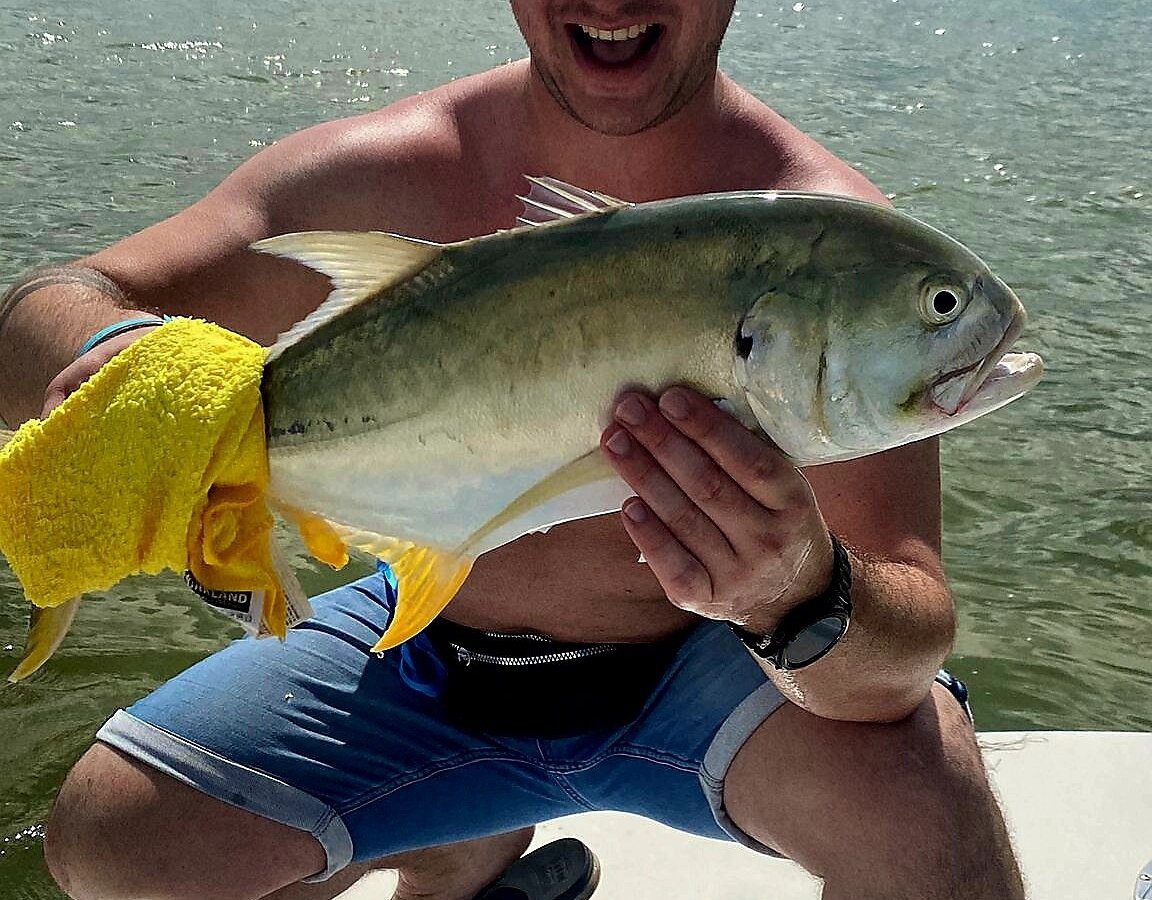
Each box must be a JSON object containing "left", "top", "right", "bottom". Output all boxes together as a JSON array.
[
  {"left": 41, "top": 320, "right": 163, "bottom": 417},
  {"left": 600, "top": 386, "right": 835, "bottom": 633}
]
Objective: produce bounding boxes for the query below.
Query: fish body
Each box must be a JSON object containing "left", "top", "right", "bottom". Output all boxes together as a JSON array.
[{"left": 255, "top": 181, "right": 1043, "bottom": 648}]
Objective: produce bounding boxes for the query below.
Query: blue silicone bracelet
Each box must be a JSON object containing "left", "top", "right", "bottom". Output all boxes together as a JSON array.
[{"left": 75, "top": 317, "right": 165, "bottom": 359}]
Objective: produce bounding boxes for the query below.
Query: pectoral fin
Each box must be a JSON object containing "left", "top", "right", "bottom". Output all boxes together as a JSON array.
[
  {"left": 8, "top": 597, "right": 81, "bottom": 682},
  {"left": 461, "top": 448, "right": 620, "bottom": 556}
]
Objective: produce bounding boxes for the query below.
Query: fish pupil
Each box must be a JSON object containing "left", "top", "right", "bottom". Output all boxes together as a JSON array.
[
  {"left": 735, "top": 328, "right": 754, "bottom": 358},
  {"left": 933, "top": 290, "right": 960, "bottom": 317}
]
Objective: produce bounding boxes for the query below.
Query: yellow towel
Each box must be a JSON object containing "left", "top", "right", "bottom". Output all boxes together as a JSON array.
[{"left": 0, "top": 318, "right": 289, "bottom": 642}]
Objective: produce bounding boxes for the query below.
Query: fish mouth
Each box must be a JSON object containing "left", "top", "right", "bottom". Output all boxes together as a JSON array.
[
  {"left": 928, "top": 312, "right": 1044, "bottom": 416},
  {"left": 567, "top": 21, "right": 664, "bottom": 69}
]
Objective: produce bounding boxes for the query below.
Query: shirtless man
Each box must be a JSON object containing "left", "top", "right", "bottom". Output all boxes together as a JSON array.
[{"left": 0, "top": 2, "right": 1024, "bottom": 898}]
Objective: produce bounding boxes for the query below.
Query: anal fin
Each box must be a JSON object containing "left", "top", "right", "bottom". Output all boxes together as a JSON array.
[
  {"left": 283, "top": 520, "right": 473, "bottom": 653},
  {"left": 370, "top": 542, "right": 473, "bottom": 653},
  {"left": 273, "top": 449, "right": 619, "bottom": 655},
  {"left": 363, "top": 449, "right": 618, "bottom": 653}
]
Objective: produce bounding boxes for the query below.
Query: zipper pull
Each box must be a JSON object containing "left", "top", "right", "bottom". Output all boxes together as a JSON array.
[{"left": 454, "top": 645, "right": 473, "bottom": 666}]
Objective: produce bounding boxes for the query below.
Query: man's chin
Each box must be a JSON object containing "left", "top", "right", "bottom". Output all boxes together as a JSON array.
[
  {"left": 552, "top": 91, "right": 676, "bottom": 137},
  {"left": 533, "top": 59, "right": 704, "bottom": 137},
  {"left": 572, "top": 111, "right": 659, "bottom": 137}
]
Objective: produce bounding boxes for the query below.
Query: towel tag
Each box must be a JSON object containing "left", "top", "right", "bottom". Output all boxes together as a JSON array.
[
  {"left": 183, "top": 571, "right": 268, "bottom": 636},
  {"left": 182, "top": 548, "right": 314, "bottom": 639},
  {"left": 265, "top": 541, "right": 316, "bottom": 635}
]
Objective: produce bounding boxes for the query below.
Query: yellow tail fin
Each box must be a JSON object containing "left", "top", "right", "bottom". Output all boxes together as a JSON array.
[{"left": 8, "top": 597, "right": 81, "bottom": 683}]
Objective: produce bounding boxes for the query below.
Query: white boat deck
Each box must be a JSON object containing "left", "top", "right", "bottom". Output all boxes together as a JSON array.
[{"left": 339, "top": 731, "right": 1152, "bottom": 899}]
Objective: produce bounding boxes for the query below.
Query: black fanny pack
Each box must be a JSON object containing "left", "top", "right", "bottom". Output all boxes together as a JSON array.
[{"left": 424, "top": 619, "right": 688, "bottom": 739}]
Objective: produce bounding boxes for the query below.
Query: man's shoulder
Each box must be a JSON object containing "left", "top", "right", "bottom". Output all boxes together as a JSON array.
[
  {"left": 713, "top": 77, "right": 890, "bottom": 204},
  {"left": 231, "top": 64, "right": 527, "bottom": 237},
  {"left": 278, "top": 63, "right": 520, "bottom": 154},
  {"left": 261, "top": 84, "right": 471, "bottom": 183},
  {"left": 327, "top": 64, "right": 522, "bottom": 156}
]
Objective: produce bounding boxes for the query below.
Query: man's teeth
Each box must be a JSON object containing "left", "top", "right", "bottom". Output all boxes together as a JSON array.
[{"left": 579, "top": 23, "right": 651, "bottom": 41}]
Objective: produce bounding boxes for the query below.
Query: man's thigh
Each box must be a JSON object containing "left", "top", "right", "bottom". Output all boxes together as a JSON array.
[
  {"left": 94, "top": 570, "right": 584, "bottom": 882},
  {"left": 571, "top": 623, "right": 977, "bottom": 864},
  {"left": 47, "top": 742, "right": 331, "bottom": 899},
  {"left": 722, "top": 680, "right": 997, "bottom": 883}
]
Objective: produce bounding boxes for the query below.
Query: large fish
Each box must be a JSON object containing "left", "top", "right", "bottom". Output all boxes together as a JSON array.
[{"left": 251, "top": 177, "right": 1043, "bottom": 652}]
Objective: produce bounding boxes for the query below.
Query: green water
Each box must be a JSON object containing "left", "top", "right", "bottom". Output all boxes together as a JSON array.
[{"left": 0, "top": 0, "right": 1148, "bottom": 893}]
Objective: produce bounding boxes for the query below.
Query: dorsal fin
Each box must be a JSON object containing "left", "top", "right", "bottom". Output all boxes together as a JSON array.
[
  {"left": 516, "top": 176, "right": 630, "bottom": 227},
  {"left": 254, "top": 231, "right": 443, "bottom": 360}
]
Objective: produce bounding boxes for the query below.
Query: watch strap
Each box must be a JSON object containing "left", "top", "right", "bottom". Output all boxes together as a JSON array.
[{"left": 728, "top": 534, "right": 852, "bottom": 669}]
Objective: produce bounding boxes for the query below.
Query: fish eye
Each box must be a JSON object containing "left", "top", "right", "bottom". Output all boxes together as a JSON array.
[
  {"left": 919, "top": 282, "right": 969, "bottom": 326},
  {"left": 932, "top": 289, "right": 960, "bottom": 316}
]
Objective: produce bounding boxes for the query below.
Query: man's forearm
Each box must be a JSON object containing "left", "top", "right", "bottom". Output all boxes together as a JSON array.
[
  {"left": 0, "top": 266, "right": 145, "bottom": 425},
  {"left": 757, "top": 548, "right": 956, "bottom": 723}
]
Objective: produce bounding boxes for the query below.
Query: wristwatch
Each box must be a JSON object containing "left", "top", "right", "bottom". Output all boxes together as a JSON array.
[{"left": 728, "top": 535, "right": 852, "bottom": 670}]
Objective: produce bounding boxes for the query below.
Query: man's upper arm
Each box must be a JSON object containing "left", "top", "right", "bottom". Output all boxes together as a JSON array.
[
  {"left": 804, "top": 437, "right": 944, "bottom": 576},
  {"left": 81, "top": 122, "right": 372, "bottom": 344},
  {"left": 81, "top": 101, "right": 456, "bottom": 345}
]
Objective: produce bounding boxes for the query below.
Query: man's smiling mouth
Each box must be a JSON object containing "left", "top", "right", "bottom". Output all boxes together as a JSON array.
[
  {"left": 568, "top": 22, "right": 663, "bottom": 67},
  {"left": 579, "top": 23, "right": 652, "bottom": 40}
]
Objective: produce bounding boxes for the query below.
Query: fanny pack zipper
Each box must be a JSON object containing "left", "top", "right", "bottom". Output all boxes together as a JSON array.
[
  {"left": 449, "top": 642, "right": 617, "bottom": 667},
  {"left": 482, "top": 630, "right": 551, "bottom": 641}
]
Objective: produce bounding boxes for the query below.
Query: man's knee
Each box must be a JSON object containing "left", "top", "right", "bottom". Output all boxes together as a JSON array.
[
  {"left": 45, "top": 742, "right": 325, "bottom": 900},
  {"left": 45, "top": 743, "right": 130, "bottom": 898}
]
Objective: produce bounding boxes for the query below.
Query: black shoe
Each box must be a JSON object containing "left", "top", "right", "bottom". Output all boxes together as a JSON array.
[{"left": 473, "top": 838, "right": 600, "bottom": 900}]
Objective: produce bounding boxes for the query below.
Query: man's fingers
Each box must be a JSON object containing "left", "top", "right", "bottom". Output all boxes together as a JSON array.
[
  {"left": 38, "top": 326, "right": 161, "bottom": 419},
  {"left": 618, "top": 498, "right": 714, "bottom": 610},
  {"left": 602, "top": 421, "right": 735, "bottom": 565},
  {"left": 609, "top": 392, "right": 766, "bottom": 528},
  {"left": 40, "top": 390, "right": 66, "bottom": 418},
  {"left": 656, "top": 387, "right": 814, "bottom": 512}
]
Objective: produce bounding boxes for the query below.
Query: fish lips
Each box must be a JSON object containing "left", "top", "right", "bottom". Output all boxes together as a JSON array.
[{"left": 928, "top": 312, "right": 1044, "bottom": 417}]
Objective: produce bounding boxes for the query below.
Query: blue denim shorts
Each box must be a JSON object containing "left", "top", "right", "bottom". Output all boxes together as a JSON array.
[{"left": 97, "top": 567, "right": 968, "bottom": 882}]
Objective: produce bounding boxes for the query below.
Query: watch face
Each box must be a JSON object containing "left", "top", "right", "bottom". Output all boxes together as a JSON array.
[{"left": 781, "top": 613, "right": 849, "bottom": 669}]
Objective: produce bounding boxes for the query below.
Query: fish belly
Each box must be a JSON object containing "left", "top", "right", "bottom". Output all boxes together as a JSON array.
[{"left": 267, "top": 401, "right": 638, "bottom": 554}]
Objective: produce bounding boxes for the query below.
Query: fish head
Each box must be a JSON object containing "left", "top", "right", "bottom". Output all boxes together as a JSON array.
[{"left": 733, "top": 200, "right": 1044, "bottom": 464}]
